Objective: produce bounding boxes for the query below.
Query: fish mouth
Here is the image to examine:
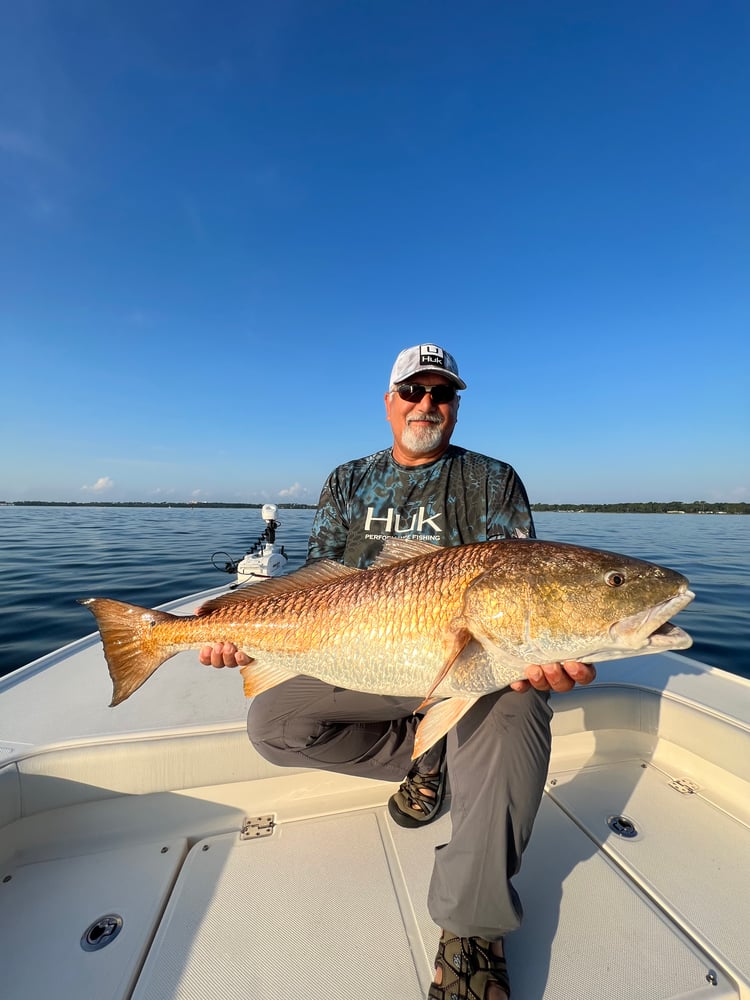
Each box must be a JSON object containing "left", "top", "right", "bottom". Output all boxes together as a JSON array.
[{"left": 609, "top": 588, "right": 695, "bottom": 651}]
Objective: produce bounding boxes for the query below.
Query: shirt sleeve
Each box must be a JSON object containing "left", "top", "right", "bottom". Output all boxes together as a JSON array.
[
  {"left": 486, "top": 465, "right": 536, "bottom": 540},
  {"left": 306, "top": 471, "right": 350, "bottom": 563}
]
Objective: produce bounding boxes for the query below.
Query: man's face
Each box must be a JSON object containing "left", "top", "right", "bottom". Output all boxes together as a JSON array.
[{"left": 384, "top": 373, "right": 460, "bottom": 465}]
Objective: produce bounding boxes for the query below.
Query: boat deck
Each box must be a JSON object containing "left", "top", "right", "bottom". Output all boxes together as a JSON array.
[{"left": 2, "top": 667, "right": 749, "bottom": 999}]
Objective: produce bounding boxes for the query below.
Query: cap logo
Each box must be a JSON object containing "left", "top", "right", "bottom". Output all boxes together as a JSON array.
[
  {"left": 419, "top": 344, "right": 445, "bottom": 369},
  {"left": 389, "top": 342, "right": 465, "bottom": 390}
]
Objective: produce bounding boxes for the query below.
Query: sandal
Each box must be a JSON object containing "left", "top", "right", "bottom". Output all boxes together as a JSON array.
[
  {"left": 428, "top": 931, "right": 511, "bottom": 999},
  {"left": 387, "top": 739, "right": 447, "bottom": 828}
]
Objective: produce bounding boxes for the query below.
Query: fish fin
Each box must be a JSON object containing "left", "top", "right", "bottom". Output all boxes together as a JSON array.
[
  {"left": 370, "top": 538, "right": 440, "bottom": 568},
  {"left": 196, "top": 560, "right": 360, "bottom": 614},
  {"left": 239, "top": 661, "right": 298, "bottom": 698},
  {"left": 79, "top": 598, "right": 178, "bottom": 706},
  {"left": 416, "top": 628, "right": 474, "bottom": 710},
  {"left": 413, "top": 697, "right": 480, "bottom": 758}
]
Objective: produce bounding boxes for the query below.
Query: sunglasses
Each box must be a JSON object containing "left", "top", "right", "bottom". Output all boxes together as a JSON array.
[{"left": 393, "top": 383, "right": 458, "bottom": 405}]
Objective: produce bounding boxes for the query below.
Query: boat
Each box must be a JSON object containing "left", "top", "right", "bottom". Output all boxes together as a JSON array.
[{"left": 0, "top": 508, "right": 748, "bottom": 999}]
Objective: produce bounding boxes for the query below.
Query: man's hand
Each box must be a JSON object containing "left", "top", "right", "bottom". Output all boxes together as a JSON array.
[
  {"left": 198, "top": 641, "right": 251, "bottom": 669},
  {"left": 510, "top": 661, "right": 596, "bottom": 694}
]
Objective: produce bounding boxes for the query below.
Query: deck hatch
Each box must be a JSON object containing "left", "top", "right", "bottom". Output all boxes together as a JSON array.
[
  {"left": 0, "top": 838, "right": 188, "bottom": 1000},
  {"left": 607, "top": 814, "right": 639, "bottom": 838},
  {"left": 547, "top": 758, "right": 749, "bottom": 986},
  {"left": 81, "top": 913, "right": 123, "bottom": 951}
]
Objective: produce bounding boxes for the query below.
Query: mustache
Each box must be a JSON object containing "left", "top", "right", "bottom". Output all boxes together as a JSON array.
[{"left": 406, "top": 413, "right": 443, "bottom": 426}]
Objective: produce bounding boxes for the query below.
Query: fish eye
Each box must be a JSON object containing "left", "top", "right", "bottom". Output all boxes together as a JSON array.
[{"left": 605, "top": 571, "right": 626, "bottom": 588}]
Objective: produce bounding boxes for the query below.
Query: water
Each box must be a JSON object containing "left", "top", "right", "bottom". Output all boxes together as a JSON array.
[
  {"left": 0, "top": 505, "right": 316, "bottom": 678},
  {"left": 0, "top": 507, "right": 747, "bottom": 681}
]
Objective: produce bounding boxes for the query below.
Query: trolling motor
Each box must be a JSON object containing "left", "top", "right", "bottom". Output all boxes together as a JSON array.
[{"left": 234, "top": 504, "right": 288, "bottom": 584}]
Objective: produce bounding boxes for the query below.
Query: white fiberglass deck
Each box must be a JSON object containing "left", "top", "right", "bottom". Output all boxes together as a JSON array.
[{"left": 2, "top": 669, "right": 749, "bottom": 1000}]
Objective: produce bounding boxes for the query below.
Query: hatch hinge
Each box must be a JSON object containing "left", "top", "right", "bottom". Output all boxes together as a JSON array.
[
  {"left": 240, "top": 814, "right": 277, "bottom": 840},
  {"left": 668, "top": 777, "right": 700, "bottom": 795}
]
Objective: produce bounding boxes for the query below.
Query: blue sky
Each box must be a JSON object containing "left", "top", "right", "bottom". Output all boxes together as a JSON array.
[{"left": 1, "top": 1, "right": 748, "bottom": 506}]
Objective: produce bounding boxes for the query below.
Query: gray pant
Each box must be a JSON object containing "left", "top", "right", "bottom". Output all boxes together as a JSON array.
[{"left": 247, "top": 679, "right": 552, "bottom": 941}]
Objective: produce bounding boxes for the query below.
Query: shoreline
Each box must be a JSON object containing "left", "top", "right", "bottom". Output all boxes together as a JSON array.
[{"left": 1, "top": 501, "right": 747, "bottom": 515}]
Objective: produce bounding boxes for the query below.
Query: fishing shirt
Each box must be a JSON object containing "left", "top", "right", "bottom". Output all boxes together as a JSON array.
[{"left": 307, "top": 444, "right": 536, "bottom": 569}]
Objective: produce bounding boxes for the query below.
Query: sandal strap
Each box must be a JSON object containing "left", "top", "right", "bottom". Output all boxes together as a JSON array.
[
  {"left": 428, "top": 932, "right": 510, "bottom": 999},
  {"left": 399, "top": 769, "right": 444, "bottom": 812},
  {"left": 388, "top": 741, "right": 448, "bottom": 827}
]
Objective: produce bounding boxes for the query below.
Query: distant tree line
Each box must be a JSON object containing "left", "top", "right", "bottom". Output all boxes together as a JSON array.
[
  {"left": 531, "top": 501, "right": 748, "bottom": 515},
  {"left": 3, "top": 500, "right": 747, "bottom": 514},
  {"left": 3, "top": 500, "right": 317, "bottom": 510}
]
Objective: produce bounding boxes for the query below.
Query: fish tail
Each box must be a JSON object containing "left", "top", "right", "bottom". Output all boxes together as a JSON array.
[{"left": 79, "top": 597, "right": 178, "bottom": 706}]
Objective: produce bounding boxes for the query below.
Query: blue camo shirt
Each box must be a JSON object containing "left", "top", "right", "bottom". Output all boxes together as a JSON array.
[{"left": 307, "top": 445, "right": 536, "bottom": 568}]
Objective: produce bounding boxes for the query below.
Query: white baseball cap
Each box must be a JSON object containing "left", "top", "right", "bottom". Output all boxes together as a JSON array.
[{"left": 389, "top": 344, "right": 467, "bottom": 390}]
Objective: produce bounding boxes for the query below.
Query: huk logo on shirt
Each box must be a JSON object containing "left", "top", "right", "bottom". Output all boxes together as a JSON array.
[
  {"left": 419, "top": 344, "right": 445, "bottom": 368},
  {"left": 364, "top": 506, "right": 443, "bottom": 535}
]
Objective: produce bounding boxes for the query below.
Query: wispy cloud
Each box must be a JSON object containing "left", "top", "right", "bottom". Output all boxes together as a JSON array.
[
  {"left": 0, "top": 127, "right": 56, "bottom": 164},
  {"left": 278, "top": 482, "right": 310, "bottom": 500},
  {"left": 180, "top": 194, "right": 206, "bottom": 240},
  {"left": 127, "top": 308, "right": 159, "bottom": 328},
  {"left": 82, "top": 476, "right": 114, "bottom": 493},
  {"left": 1, "top": 126, "right": 67, "bottom": 221}
]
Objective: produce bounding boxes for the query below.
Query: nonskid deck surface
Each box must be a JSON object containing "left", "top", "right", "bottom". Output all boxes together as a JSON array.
[
  {"left": 547, "top": 757, "right": 750, "bottom": 986},
  {"left": 2, "top": 643, "right": 749, "bottom": 999},
  {"left": 1, "top": 760, "right": 742, "bottom": 1000}
]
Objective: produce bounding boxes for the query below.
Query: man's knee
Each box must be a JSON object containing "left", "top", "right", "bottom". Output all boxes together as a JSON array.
[
  {"left": 246, "top": 691, "right": 321, "bottom": 766},
  {"left": 459, "top": 687, "right": 551, "bottom": 736}
]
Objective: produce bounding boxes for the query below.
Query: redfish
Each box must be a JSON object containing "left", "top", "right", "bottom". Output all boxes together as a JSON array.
[{"left": 80, "top": 538, "right": 694, "bottom": 755}]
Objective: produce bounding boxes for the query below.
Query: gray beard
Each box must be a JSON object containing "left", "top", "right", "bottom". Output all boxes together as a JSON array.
[{"left": 401, "top": 417, "right": 444, "bottom": 454}]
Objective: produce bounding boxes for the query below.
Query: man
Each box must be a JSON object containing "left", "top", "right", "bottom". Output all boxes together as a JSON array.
[{"left": 200, "top": 344, "right": 595, "bottom": 999}]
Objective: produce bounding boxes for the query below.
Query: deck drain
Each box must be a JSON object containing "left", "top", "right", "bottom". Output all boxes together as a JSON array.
[
  {"left": 607, "top": 814, "right": 639, "bottom": 838},
  {"left": 81, "top": 914, "right": 123, "bottom": 951}
]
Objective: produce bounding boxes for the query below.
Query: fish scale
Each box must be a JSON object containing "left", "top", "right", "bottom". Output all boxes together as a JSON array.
[{"left": 80, "top": 537, "right": 694, "bottom": 756}]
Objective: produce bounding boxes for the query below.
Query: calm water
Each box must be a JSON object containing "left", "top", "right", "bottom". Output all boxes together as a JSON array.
[{"left": 0, "top": 507, "right": 747, "bottom": 680}]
